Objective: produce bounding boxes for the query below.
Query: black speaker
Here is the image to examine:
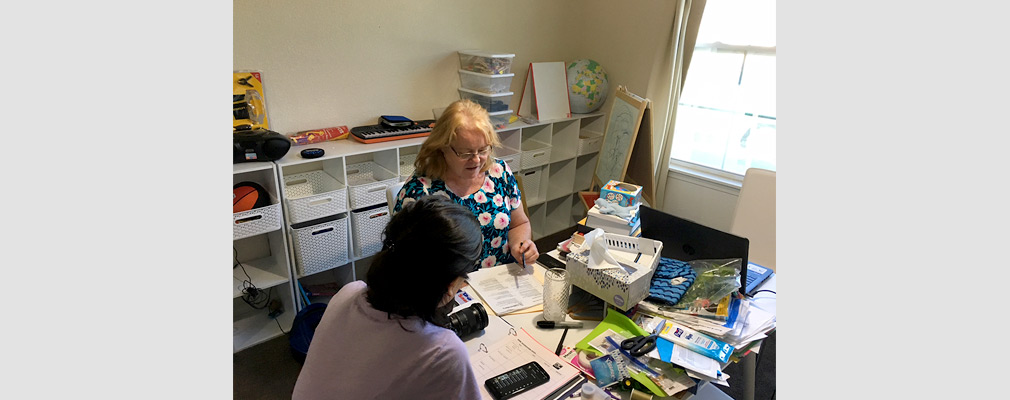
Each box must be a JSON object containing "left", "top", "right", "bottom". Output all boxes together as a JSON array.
[{"left": 233, "top": 129, "right": 291, "bottom": 163}]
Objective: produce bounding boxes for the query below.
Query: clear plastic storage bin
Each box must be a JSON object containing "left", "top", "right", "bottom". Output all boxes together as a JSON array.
[
  {"left": 488, "top": 109, "right": 514, "bottom": 129},
  {"left": 458, "top": 50, "right": 515, "bottom": 75},
  {"left": 458, "top": 69, "right": 515, "bottom": 94},
  {"left": 458, "top": 87, "right": 512, "bottom": 112}
]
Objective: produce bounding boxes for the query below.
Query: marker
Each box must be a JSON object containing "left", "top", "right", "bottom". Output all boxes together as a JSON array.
[
  {"left": 537, "top": 321, "right": 584, "bottom": 329},
  {"left": 555, "top": 327, "right": 568, "bottom": 355}
]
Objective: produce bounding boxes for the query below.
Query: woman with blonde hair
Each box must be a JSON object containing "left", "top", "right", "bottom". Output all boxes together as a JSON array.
[{"left": 394, "top": 99, "right": 539, "bottom": 270}]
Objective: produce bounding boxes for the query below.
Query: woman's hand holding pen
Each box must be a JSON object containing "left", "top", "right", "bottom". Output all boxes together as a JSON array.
[{"left": 509, "top": 239, "right": 540, "bottom": 266}]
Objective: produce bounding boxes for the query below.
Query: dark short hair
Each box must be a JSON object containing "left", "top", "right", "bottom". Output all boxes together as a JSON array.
[{"left": 365, "top": 195, "right": 482, "bottom": 324}]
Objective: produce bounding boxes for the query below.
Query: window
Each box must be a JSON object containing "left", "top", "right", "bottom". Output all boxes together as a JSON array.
[{"left": 670, "top": 0, "right": 776, "bottom": 177}]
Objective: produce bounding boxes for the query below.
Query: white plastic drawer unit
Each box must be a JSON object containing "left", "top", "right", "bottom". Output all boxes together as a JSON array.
[
  {"left": 351, "top": 203, "right": 391, "bottom": 258},
  {"left": 291, "top": 214, "right": 350, "bottom": 276}
]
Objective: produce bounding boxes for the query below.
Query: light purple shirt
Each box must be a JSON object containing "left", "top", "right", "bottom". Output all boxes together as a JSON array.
[{"left": 293, "top": 281, "right": 481, "bottom": 400}]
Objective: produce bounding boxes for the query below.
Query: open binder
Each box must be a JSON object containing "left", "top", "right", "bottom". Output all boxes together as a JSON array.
[{"left": 469, "top": 327, "right": 585, "bottom": 400}]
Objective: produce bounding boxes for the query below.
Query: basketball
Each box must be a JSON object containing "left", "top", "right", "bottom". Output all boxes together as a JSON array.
[{"left": 234, "top": 181, "right": 270, "bottom": 213}]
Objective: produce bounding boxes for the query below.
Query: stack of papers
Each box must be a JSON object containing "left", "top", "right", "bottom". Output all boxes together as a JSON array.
[{"left": 465, "top": 263, "right": 544, "bottom": 315}]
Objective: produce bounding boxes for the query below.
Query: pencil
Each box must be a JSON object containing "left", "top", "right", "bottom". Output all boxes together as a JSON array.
[{"left": 555, "top": 327, "right": 568, "bottom": 355}]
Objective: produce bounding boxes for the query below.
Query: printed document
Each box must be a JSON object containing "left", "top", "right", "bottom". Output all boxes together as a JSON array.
[{"left": 466, "top": 263, "right": 543, "bottom": 315}]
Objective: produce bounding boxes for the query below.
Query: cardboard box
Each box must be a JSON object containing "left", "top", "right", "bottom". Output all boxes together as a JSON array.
[
  {"left": 600, "top": 180, "right": 642, "bottom": 208},
  {"left": 565, "top": 232, "right": 663, "bottom": 311}
]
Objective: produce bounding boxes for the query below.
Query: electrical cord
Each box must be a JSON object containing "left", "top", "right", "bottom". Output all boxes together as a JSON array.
[
  {"left": 750, "top": 289, "right": 776, "bottom": 296},
  {"left": 234, "top": 247, "right": 288, "bottom": 335}
]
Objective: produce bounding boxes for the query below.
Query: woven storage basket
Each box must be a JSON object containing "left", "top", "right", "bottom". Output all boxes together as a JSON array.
[
  {"left": 351, "top": 204, "right": 390, "bottom": 258},
  {"left": 399, "top": 154, "right": 417, "bottom": 181},
  {"left": 518, "top": 166, "right": 543, "bottom": 201},
  {"left": 520, "top": 140, "right": 551, "bottom": 170},
  {"left": 233, "top": 201, "right": 282, "bottom": 240},
  {"left": 346, "top": 161, "right": 398, "bottom": 210},
  {"left": 291, "top": 215, "right": 349, "bottom": 276},
  {"left": 498, "top": 153, "right": 520, "bottom": 173},
  {"left": 283, "top": 170, "right": 348, "bottom": 224},
  {"left": 565, "top": 233, "right": 663, "bottom": 311},
  {"left": 577, "top": 132, "right": 604, "bottom": 156}
]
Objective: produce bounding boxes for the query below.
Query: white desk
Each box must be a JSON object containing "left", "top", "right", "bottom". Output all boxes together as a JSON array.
[{"left": 461, "top": 261, "right": 775, "bottom": 400}]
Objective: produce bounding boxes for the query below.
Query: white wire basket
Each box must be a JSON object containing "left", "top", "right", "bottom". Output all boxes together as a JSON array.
[
  {"left": 520, "top": 140, "right": 551, "bottom": 170},
  {"left": 565, "top": 232, "right": 663, "bottom": 311},
  {"left": 577, "top": 131, "right": 604, "bottom": 156},
  {"left": 498, "top": 153, "right": 520, "bottom": 174},
  {"left": 283, "top": 170, "right": 348, "bottom": 224},
  {"left": 519, "top": 166, "right": 543, "bottom": 202},
  {"left": 233, "top": 201, "right": 282, "bottom": 240},
  {"left": 399, "top": 154, "right": 417, "bottom": 181},
  {"left": 346, "top": 161, "right": 398, "bottom": 210},
  {"left": 351, "top": 205, "right": 391, "bottom": 258},
  {"left": 291, "top": 215, "right": 349, "bottom": 276}
]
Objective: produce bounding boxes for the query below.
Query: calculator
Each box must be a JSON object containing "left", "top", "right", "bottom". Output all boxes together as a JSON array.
[{"left": 485, "top": 361, "right": 551, "bottom": 400}]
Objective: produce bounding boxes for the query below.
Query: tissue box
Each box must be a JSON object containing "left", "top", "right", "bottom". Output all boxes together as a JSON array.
[
  {"left": 600, "top": 180, "right": 643, "bottom": 208},
  {"left": 566, "top": 232, "right": 663, "bottom": 311}
]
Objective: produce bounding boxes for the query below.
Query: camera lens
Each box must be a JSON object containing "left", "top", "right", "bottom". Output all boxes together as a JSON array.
[{"left": 448, "top": 303, "right": 489, "bottom": 338}]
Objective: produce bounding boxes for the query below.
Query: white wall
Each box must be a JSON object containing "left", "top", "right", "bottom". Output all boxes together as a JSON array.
[{"left": 234, "top": 0, "right": 734, "bottom": 229}]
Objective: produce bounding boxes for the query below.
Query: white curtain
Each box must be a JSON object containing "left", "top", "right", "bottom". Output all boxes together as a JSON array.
[{"left": 652, "top": 0, "right": 706, "bottom": 210}]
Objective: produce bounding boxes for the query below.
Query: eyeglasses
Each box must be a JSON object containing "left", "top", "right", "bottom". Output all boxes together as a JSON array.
[{"left": 448, "top": 145, "right": 492, "bottom": 160}]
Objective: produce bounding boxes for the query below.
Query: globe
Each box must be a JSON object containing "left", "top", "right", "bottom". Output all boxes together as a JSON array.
[{"left": 567, "top": 59, "right": 609, "bottom": 114}]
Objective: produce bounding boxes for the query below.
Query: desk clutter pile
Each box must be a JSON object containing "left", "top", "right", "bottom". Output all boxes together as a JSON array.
[{"left": 459, "top": 181, "right": 777, "bottom": 399}]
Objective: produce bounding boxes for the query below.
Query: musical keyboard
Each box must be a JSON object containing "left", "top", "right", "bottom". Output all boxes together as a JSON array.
[{"left": 350, "top": 119, "right": 436, "bottom": 144}]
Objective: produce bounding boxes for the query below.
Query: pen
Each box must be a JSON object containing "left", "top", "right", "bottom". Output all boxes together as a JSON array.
[
  {"left": 537, "top": 320, "right": 584, "bottom": 329},
  {"left": 555, "top": 327, "right": 568, "bottom": 355}
]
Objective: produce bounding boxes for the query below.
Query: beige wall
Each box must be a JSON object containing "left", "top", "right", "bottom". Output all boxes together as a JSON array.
[
  {"left": 234, "top": 0, "right": 677, "bottom": 134},
  {"left": 234, "top": 0, "right": 734, "bottom": 229}
]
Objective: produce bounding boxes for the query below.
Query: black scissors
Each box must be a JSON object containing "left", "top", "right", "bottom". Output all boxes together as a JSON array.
[{"left": 620, "top": 320, "right": 666, "bottom": 357}]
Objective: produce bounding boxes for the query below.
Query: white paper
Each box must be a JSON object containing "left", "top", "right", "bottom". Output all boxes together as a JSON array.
[
  {"left": 466, "top": 263, "right": 543, "bottom": 315},
  {"left": 667, "top": 343, "right": 723, "bottom": 380},
  {"left": 468, "top": 328, "right": 582, "bottom": 400},
  {"left": 687, "top": 369, "right": 731, "bottom": 387}
]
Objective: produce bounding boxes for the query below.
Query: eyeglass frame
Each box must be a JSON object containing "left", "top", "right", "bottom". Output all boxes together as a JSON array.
[{"left": 447, "top": 145, "right": 492, "bottom": 160}]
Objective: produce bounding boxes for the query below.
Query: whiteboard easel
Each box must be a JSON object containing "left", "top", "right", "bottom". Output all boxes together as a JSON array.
[{"left": 593, "top": 86, "right": 655, "bottom": 206}]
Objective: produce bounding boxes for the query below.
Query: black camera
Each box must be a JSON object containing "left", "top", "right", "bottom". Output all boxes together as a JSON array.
[{"left": 447, "top": 303, "right": 489, "bottom": 338}]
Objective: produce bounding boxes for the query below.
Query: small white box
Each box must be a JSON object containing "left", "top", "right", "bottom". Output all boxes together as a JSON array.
[
  {"left": 458, "top": 50, "right": 515, "bottom": 75},
  {"left": 459, "top": 69, "right": 515, "bottom": 94},
  {"left": 566, "top": 233, "right": 663, "bottom": 311}
]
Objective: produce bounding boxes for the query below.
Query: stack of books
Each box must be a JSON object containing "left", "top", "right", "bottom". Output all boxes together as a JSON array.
[{"left": 585, "top": 204, "right": 640, "bottom": 236}]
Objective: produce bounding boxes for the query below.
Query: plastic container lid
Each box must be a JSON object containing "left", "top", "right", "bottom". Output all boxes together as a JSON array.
[
  {"left": 458, "top": 69, "right": 515, "bottom": 78},
  {"left": 488, "top": 109, "right": 513, "bottom": 117},
  {"left": 458, "top": 87, "right": 514, "bottom": 97},
  {"left": 458, "top": 50, "right": 516, "bottom": 58}
]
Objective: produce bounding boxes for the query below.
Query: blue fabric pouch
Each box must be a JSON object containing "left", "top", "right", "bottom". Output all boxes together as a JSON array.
[{"left": 646, "top": 257, "right": 696, "bottom": 306}]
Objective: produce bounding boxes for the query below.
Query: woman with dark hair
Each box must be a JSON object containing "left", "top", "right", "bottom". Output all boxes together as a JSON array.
[
  {"left": 292, "top": 196, "right": 483, "bottom": 400},
  {"left": 394, "top": 99, "right": 539, "bottom": 270}
]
